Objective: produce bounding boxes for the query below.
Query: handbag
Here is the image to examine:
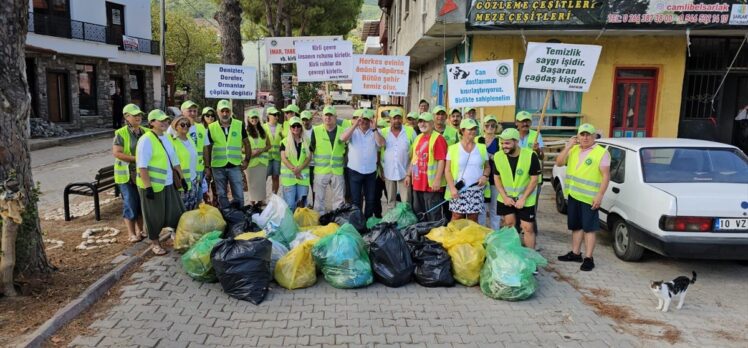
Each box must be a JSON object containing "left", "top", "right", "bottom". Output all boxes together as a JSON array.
[{"left": 153, "top": 134, "right": 184, "bottom": 190}]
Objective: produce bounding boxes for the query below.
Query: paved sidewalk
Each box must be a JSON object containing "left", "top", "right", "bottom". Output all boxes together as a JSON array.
[{"left": 70, "top": 186, "right": 748, "bottom": 347}]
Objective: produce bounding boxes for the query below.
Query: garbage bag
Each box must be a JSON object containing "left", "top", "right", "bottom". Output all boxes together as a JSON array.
[
  {"left": 448, "top": 243, "right": 486, "bottom": 287},
  {"left": 307, "top": 223, "right": 339, "bottom": 238},
  {"left": 252, "top": 194, "right": 298, "bottom": 248},
  {"left": 410, "top": 239, "right": 455, "bottom": 287},
  {"left": 480, "top": 227, "right": 548, "bottom": 301},
  {"left": 175, "top": 204, "right": 227, "bottom": 252},
  {"left": 293, "top": 207, "right": 320, "bottom": 228},
  {"left": 274, "top": 239, "right": 317, "bottom": 289},
  {"left": 181, "top": 231, "right": 222, "bottom": 282},
  {"left": 381, "top": 202, "right": 418, "bottom": 228},
  {"left": 290, "top": 231, "right": 319, "bottom": 249},
  {"left": 222, "top": 206, "right": 261, "bottom": 239},
  {"left": 319, "top": 203, "right": 365, "bottom": 232},
  {"left": 211, "top": 237, "right": 272, "bottom": 304},
  {"left": 366, "top": 216, "right": 382, "bottom": 229},
  {"left": 311, "top": 223, "right": 373, "bottom": 289},
  {"left": 235, "top": 233, "right": 287, "bottom": 272},
  {"left": 400, "top": 219, "right": 447, "bottom": 245},
  {"left": 366, "top": 222, "right": 414, "bottom": 287}
]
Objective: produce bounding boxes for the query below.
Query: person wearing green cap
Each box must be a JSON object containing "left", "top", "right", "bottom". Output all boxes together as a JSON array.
[
  {"left": 299, "top": 110, "right": 315, "bottom": 202},
  {"left": 282, "top": 103, "right": 300, "bottom": 135},
  {"left": 279, "top": 117, "right": 312, "bottom": 209},
  {"left": 168, "top": 100, "right": 211, "bottom": 202},
  {"left": 340, "top": 108, "right": 384, "bottom": 218},
  {"left": 476, "top": 115, "right": 503, "bottom": 229},
  {"left": 263, "top": 106, "right": 284, "bottom": 194},
  {"left": 463, "top": 106, "right": 477, "bottom": 120},
  {"left": 407, "top": 112, "right": 448, "bottom": 221},
  {"left": 245, "top": 109, "right": 271, "bottom": 205},
  {"left": 135, "top": 109, "right": 186, "bottom": 255},
  {"left": 406, "top": 111, "right": 420, "bottom": 134},
  {"left": 449, "top": 107, "right": 462, "bottom": 129},
  {"left": 380, "top": 108, "right": 417, "bottom": 211},
  {"left": 168, "top": 115, "right": 200, "bottom": 210},
  {"left": 310, "top": 105, "right": 347, "bottom": 213},
  {"left": 418, "top": 99, "right": 430, "bottom": 113},
  {"left": 555, "top": 123, "right": 611, "bottom": 272},
  {"left": 515, "top": 110, "right": 545, "bottom": 240},
  {"left": 112, "top": 103, "right": 148, "bottom": 243},
  {"left": 432, "top": 105, "right": 459, "bottom": 146},
  {"left": 493, "top": 128, "right": 542, "bottom": 250},
  {"left": 444, "top": 119, "right": 491, "bottom": 222},
  {"left": 200, "top": 107, "right": 216, "bottom": 126},
  {"left": 204, "top": 99, "right": 251, "bottom": 208}
]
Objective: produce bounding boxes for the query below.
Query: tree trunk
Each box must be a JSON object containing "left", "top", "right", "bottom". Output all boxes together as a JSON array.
[
  {"left": 216, "top": 0, "right": 245, "bottom": 116},
  {"left": 0, "top": 0, "right": 53, "bottom": 296},
  {"left": 263, "top": 0, "right": 285, "bottom": 110},
  {"left": 1, "top": 222, "right": 19, "bottom": 296}
]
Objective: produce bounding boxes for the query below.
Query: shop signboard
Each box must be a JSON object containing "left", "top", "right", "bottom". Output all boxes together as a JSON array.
[
  {"left": 519, "top": 42, "right": 602, "bottom": 92},
  {"left": 446, "top": 59, "right": 516, "bottom": 108},
  {"left": 351, "top": 54, "right": 410, "bottom": 96}
]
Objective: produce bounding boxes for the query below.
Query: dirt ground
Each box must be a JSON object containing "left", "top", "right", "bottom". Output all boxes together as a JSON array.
[{"left": 0, "top": 200, "right": 139, "bottom": 346}]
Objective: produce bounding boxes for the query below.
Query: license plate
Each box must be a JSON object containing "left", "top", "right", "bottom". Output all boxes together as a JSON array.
[{"left": 714, "top": 218, "right": 748, "bottom": 231}]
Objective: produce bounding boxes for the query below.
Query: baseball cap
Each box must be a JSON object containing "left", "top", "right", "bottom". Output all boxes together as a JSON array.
[
  {"left": 418, "top": 112, "right": 434, "bottom": 122},
  {"left": 432, "top": 105, "right": 447, "bottom": 114},
  {"left": 201, "top": 107, "right": 215, "bottom": 115},
  {"left": 216, "top": 99, "right": 231, "bottom": 111},
  {"left": 323, "top": 105, "right": 337, "bottom": 116},
  {"left": 406, "top": 111, "right": 418, "bottom": 119},
  {"left": 300, "top": 110, "right": 312, "bottom": 120},
  {"left": 463, "top": 106, "right": 476, "bottom": 114},
  {"left": 352, "top": 109, "right": 364, "bottom": 118},
  {"left": 377, "top": 119, "right": 389, "bottom": 128},
  {"left": 246, "top": 109, "right": 260, "bottom": 118},
  {"left": 419, "top": 99, "right": 429, "bottom": 105},
  {"left": 499, "top": 128, "right": 520, "bottom": 141},
  {"left": 147, "top": 109, "right": 169, "bottom": 122},
  {"left": 282, "top": 104, "right": 300, "bottom": 114},
  {"left": 361, "top": 109, "right": 375, "bottom": 120},
  {"left": 266, "top": 106, "right": 280, "bottom": 115},
  {"left": 483, "top": 115, "right": 498, "bottom": 124},
  {"left": 180, "top": 100, "right": 198, "bottom": 110},
  {"left": 122, "top": 103, "right": 144, "bottom": 116},
  {"left": 287, "top": 116, "right": 302, "bottom": 127},
  {"left": 460, "top": 119, "right": 478, "bottom": 129},
  {"left": 578, "top": 123, "right": 596, "bottom": 135},
  {"left": 516, "top": 110, "right": 533, "bottom": 122},
  {"left": 450, "top": 107, "right": 461, "bottom": 114},
  {"left": 390, "top": 108, "right": 403, "bottom": 118}
]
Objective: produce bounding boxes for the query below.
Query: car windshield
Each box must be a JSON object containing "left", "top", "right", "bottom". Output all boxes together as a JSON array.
[{"left": 640, "top": 147, "right": 748, "bottom": 183}]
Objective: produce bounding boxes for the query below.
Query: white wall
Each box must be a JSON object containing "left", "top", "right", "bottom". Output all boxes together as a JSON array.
[{"left": 30, "top": 0, "right": 152, "bottom": 39}]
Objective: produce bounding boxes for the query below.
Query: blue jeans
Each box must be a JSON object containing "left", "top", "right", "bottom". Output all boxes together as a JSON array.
[
  {"left": 118, "top": 183, "right": 141, "bottom": 220},
  {"left": 282, "top": 184, "right": 309, "bottom": 210},
  {"left": 348, "top": 169, "right": 377, "bottom": 218},
  {"left": 213, "top": 166, "right": 244, "bottom": 208}
]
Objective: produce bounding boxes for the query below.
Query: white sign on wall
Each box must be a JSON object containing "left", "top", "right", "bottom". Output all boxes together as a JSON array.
[
  {"left": 264, "top": 36, "right": 343, "bottom": 64},
  {"left": 446, "top": 59, "right": 516, "bottom": 108},
  {"left": 519, "top": 42, "right": 602, "bottom": 92},
  {"left": 351, "top": 54, "right": 410, "bottom": 96},
  {"left": 204, "top": 64, "right": 257, "bottom": 100},
  {"left": 295, "top": 40, "right": 353, "bottom": 82}
]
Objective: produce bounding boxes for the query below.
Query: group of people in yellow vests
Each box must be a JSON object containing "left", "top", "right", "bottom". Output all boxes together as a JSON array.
[{"left": 112, "top": 98, "right": 610, "bottom": 271}]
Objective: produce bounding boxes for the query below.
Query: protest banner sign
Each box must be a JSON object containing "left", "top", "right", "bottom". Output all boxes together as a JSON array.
[
  {"left": 446, "top": 59, "right": 515, "bottom": 108},
  {"left": 264, "top": 36, "right": 343, "bottom": 64},
  {"left": 351, "top": 55, "right": 410, "bottom": 96},
  {"left": 204, "top": 64, "right": 257, "bottom": 100},
  {"left": 295, "top": 40, "right": 353, "bottom": 82}
]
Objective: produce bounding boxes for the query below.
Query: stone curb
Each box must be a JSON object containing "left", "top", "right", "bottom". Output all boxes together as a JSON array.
[
  {"left": 30, "top": 130, "right": 114, "bottom": 151},
  {"left": 15, "top": 233, "right": 169, "bottom": 348}
]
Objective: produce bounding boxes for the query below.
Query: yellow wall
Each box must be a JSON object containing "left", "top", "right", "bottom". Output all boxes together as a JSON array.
[{"left": 470, "top": 35, "right": 686, "bottom": 137}]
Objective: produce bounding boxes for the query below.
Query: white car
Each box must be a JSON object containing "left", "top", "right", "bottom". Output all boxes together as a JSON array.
[{"left": 552, "top": 138, "right": 748, "bottom": 261}]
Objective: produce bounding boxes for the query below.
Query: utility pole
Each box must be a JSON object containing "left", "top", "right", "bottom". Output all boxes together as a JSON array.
[
  {"left": 159, "top": 0, "right": 166, "bottom": 108},
  {"left": 257, "top": 39, "right": 261, "bottom": 92}
]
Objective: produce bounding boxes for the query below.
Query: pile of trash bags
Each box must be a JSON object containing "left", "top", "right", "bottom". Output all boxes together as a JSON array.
[
  {"left": 319, "top": 203, "right": 365, "bottom": 232},
  {"left": 425, "top": 220, "right": 492, "bottom": 286},
  {"left": 480, "top": 227, "right": 547, "bottom": 301},
  {"left": 380, "top": 202, "right": 418, "bottom": 228},
  {"left": 365, "top": 222, "right": 414, "bottom": 287},
  {"left": 312, "top": 223, "right": 373, "bottom": 288},
  {"left": 252, "top": 195, "right": 298, "bottom": 248},
  {"left": 180, "top": 231, "right": 222, "bottom": 282},
  {"left": 211, "top": 237, "right": 273, "bottom": 304},
  {"left": 174, "top": 204, "right": 226, "bottom": 252},
  {"left": 293, "top": 207, "right": 319, "bottom": 228}
]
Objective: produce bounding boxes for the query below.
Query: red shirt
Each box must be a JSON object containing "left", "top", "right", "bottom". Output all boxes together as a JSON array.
[{"left": 412, "top": 133, "right": 447, "bottom": 192}]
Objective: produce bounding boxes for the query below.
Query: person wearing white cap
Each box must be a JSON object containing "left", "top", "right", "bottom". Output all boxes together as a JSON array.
[{"left": 340, "top": 109, "right": 384, "bottom": 218}]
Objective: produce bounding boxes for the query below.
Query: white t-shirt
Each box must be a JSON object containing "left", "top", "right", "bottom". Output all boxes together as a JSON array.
[
  {"left": 347, "top": 128, "right": 380, "bottom": 174},
  {"left": 136, "top": 134, "right": 180, "bottom": 185},
  {"left": 454, "top": 143, "right": 485, "bottom": 187},
  {"left": 383, "top": 128, "right": 411, "bottom": 181}
]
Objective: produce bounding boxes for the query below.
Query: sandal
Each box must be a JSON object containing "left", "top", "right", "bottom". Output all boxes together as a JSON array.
[
  {"left": 128, "top": 235, "right": 143, "bottom": 243},
  {"left": 151, "top": 245, "right": 168, "bottom": 256},
  {"left": 139, "top": 231, "right": 147, "bottom": 239}
]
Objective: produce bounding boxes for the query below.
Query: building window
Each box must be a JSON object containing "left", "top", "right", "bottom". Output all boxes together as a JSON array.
[
  {"left": 516, "top": 63, "right": 582, "bottom": 128},
  {"left": 76, "top": 64, "right": 97, "bottom": 115}
]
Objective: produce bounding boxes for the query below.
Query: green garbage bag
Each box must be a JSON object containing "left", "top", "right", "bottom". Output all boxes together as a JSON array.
[
  {"left": 480, "top": 227, "right": 548, "bottom": 301},
  {"left": 311, "top": 223, "right": 373, "bottom": 289},
  {"left": 181, "top": 231, "right": 222, "bottom": 282},
  {"left": 366, "top": 216, "right": 382, "bottom": 229},
  {"left": 381, "top": 202, "right": 418, "bottom": 228}
]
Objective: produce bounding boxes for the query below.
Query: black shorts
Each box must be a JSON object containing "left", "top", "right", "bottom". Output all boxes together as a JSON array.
[
  {"left": 567, "top": 196, "right": 600, "bottom": 232},
  {"left": 496, "top": 201, "right": 536, "bottom": 223}
]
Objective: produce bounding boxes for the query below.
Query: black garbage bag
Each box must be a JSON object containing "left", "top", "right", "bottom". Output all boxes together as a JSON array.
[
  {"left": 409, "top": 239, "right": 455, "bottom": 287},
  {"left": 401, "top": 219, "right": 448, "bottom": 247},
  {"left": 210, "top": 237, "right": 272, "bottom": 304},
  {"left": 222, "top": 207, "right": 262, "bottom": 239},
  {"left": 319, "top": 203, "right": 365, "bottom": 232},
  {"left": 366, "top": 222, "right": 414, "bottom": 287}
]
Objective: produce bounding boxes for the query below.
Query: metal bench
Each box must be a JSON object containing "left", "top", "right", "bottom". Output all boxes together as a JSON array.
[{"left": 63, "top": 165, "right": 120, "bottom": 221}]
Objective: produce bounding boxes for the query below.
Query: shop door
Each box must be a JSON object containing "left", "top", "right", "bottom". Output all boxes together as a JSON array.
[
  {"left": 46, "top": 71, "right": 69, "bottom": 122},
  {"left": 610, "top": 69, "right": 658, "bottom": 138},
  {"left": 106, "top": 2, "right": 125, "bottom": 48}
]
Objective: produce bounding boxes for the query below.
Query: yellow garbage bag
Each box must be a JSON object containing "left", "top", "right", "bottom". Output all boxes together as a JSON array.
[
  {"left": 294, "top": 207, "right": 320, "bottom": 228},
  {"left": 447, "top": 219, "right": 477, "bottom": 232},
  {"left": 425, "top": 226, "right": 456, "bottom": 247},
  {"left": 274, "top": 239, "right": 317, "bottom": 289},
  {"left": 236, "top": 231, "right": 266, "bottom": 240},
  {"left": 174, "top": 203, "right": 227, "bottom": 252},
  {"left": 308, "top": 223, "right": 339, "bottom": 238},
  {"left": 448, "top": 243, "right": 486, "bottom": 286}
]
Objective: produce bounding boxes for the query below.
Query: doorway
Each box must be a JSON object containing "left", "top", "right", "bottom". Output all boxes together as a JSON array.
[
  {"left": 610, "top": 68, "right": 658, "bottom": 138},
  {"left": 46, "top": 71, "right": 70, "bottom": 123},
  {"left": 106, "top": 2, "right": 125, "bottom": 48}
]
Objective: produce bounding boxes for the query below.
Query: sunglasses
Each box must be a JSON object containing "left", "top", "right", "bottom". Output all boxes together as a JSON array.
[
  {"left": 484, "top": 124, "right": 497, "bottom": 128},
  {"left": 178, "top": 122, "right": 190, "bottom": 128},
  {"left": 290, "top": 124, "right": 302, "bottom": 129},
  {"left": 203, "top": 114, "right": 215, "bottom": 118}
]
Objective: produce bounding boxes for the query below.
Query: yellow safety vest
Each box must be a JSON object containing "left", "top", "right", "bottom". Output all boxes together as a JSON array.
[
  {"left": 495, "top": 148, "right": 537, "bottom": 207},
  {"left": 280, "top": 138, "right": 310, "bottom": 187},
  {"left": 444, "top": 143, "right": 488, "bottom": 201},
  {"left": 194, "top": 123, "right": 207, "bottom": 172},
  {"left": 248, "top": 135, "right": 269, "bottom": 168},
  {"left": 264, "top": 123, "right": 284, "bottom": 161},
  {"left": 135, "top": 132, "right": 170, "bottom": 193},
  {"left": 168, "top": 135, "right": 195, "bottom": 191},
  {"left": 565, "top": 144, "right": 607, "bottom": 205},
  {"left": 411, "top": 131, "right": 445, "bottom": 188},
  {"left": 312, "top": 125, "right": 346, "bottom": 175},
  {"left": 209, "top": 119, "right": 244, "bottom": 167},
  {"left": 439, "top": 126, "right": 459, "bottom": 146},
  {"left": 114, "top": 126, "right": 148, "bottom": 184}
]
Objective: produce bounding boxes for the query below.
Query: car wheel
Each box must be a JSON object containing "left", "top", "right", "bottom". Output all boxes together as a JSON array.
[
  {"left": 612, "top": 219, "right": 644, "bottom": 261},
  {"left": 555, "top": 186, "right": 567, "bottom": 214}
]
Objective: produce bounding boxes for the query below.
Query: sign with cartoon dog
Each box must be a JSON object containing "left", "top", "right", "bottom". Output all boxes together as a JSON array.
[{"left": 446, "top": 59, "right": 515, "bottom": 108}]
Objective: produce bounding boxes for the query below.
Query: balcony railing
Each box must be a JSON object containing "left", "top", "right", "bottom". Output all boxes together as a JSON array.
[{"left": 29, "top": 12, "right": 159, "bottom": 55}]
